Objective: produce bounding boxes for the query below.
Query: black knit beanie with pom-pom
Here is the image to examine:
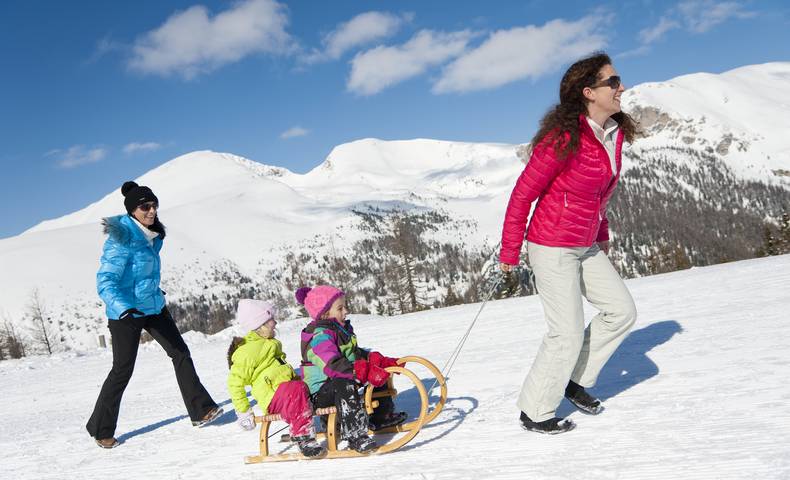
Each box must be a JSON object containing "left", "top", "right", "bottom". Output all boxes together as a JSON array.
[{"left": 121, "top": 181, "right": 159, "bottom": 214}]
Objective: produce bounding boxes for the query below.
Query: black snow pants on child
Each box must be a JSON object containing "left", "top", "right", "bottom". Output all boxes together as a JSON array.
[{"left": 311, "top": 378, "right": 370, "bottom": 440}]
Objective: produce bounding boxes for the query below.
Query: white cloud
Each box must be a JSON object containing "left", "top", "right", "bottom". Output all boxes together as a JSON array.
[
  {"left": 678, "top": 0, "right": 754, "bottom": 33},
  {"left": 615, "top": 45, "right": 652, "bottom": 60},
  {"left": 86, "top": 36, "right": 123, "bottom": 64},
  {"left": 636, "top": 1, "right": 754, "bottom": 49},
  {"left": 280, "top": 126, "right": 308, "bottom": 139},
  {"left": 128, "top": 0, "right": 295, "bottom": 79},
  {"left": 433, "top": 16, "right": 608, "bottom": 94},
  {"left": 325, "top": 11, "right": 409, "bottom": 59},
  {"left": 347, "top": 30, "right": 474, "bottom": 96},
  {"left": 301, "top": 11, "right": 410, "bottom": 65},
  {"left": 639, "top": 17, "right": 680, "bottom": 44},
  {"left": 51, "top": 146, "right": 108, "bottom": 169},
  {"left": 123, "top": 142, "right": 162, "bottom": 154}
]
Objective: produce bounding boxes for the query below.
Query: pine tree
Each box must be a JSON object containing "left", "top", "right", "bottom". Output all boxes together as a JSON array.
[
  {"left": 444, "top": 286, "right": 461, "bottom": 306},
  {"left": 779, "top": 213, "right": 790, "bottom": 254},
  {"left": 756, "top": 224, "right": 778, "bottom": 257}
]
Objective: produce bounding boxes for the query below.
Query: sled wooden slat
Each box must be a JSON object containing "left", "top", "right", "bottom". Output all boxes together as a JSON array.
[
  {"left": 246, "top": 449, "right": 377, "bottom": 463},
  {"left": 256, "top": 406, "right": 338, "bottom": 423}
]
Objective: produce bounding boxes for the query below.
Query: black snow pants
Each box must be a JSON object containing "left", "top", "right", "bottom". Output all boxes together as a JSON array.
[
  {"left": 86, "top": 307, "right": 218, "bottom": 439},
  {"left": 312, "top": 378, "right": 373, "bottom": 440}
]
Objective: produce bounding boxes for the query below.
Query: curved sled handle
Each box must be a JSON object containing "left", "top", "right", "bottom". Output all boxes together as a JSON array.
[
  {"left": 363, "top": 365, "right": 429, "bottom": 455},
  {"left": 396, "top": 356, "right": 448, "bottom": 425}
]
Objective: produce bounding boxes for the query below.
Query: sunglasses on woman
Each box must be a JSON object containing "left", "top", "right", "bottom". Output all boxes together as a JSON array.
[
  {"left": 591, "top": 75, "right": 621, "bottom": 89},
  {"left": 137, "top": 202, "right": 158, "bottom": 212}
]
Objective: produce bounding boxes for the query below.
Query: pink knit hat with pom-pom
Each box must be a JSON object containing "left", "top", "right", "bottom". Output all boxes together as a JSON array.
[
  {"left": 295, "top": 285, "right": 345, "bottom": 320},
  {"left": 237, "top": 299, "right": 276, "bottom": 332}
]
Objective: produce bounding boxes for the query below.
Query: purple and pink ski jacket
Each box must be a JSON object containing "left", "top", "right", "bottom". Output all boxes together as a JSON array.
[{"left": 300, "top": 318, "right": 369, "bottom": 395}]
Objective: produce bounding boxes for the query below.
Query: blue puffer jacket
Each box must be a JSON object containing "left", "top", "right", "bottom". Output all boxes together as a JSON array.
[{"left": 96, "top": 214, "right": 167, "bottom": 320}]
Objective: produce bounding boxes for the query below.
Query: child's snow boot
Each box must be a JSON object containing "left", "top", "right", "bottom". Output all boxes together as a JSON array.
[
  {"left": 519, "top": 412, "right": 575, "bottom": 434},
  {"left": 369, "top": 411, "right": 408, "bottom": 431},
  {"left": 564, "top": 381, "right": 604, "bottom": 415},
  {"left": 347, "top": 433, "right": 377, "bottom": 453},
  {"left": 293, "top": 436, "right": 326, "bottom": 458}
]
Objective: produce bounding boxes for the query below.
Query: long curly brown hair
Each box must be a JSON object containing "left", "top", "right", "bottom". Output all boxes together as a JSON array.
[{"left": 530, "top": 52, "right": 636, "bottom": 159}]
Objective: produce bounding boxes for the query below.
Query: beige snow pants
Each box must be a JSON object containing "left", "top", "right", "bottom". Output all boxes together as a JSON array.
[{"left": 517, "top": 242, "right": 637, "bottom": 422}]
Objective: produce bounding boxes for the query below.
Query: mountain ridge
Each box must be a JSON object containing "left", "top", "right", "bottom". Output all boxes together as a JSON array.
[{"left": 2, "top": 62, "right": 788, "bottom": 350}]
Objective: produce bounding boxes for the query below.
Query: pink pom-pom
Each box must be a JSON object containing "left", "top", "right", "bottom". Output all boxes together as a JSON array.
[{"left": 295, "top": 287, "right": 311, "bottom": 305}]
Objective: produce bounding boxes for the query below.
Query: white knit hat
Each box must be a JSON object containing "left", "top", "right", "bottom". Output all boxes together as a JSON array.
[{"left": 237, "top": 299, "right": 276, "bottom": 332}]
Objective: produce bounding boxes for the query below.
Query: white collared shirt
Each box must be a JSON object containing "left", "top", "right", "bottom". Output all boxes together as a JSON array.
[{"left": 586, "top": 116, "right": 619, "bottom": 177}]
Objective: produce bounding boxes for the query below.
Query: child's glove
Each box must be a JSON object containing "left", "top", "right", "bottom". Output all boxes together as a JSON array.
[
  {"left": 367, "top": 364, "right": 390, "bottom": 387},
  {"left": 236, "top": 409, "right": 256, "bottom": 431},
  {"left": 369, "top": 351, "right": 400, "bottom": 372}
]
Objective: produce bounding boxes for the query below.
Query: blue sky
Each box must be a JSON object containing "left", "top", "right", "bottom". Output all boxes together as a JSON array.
[{"left": 1, "top": 0, "right": 788, "bottom": 238}]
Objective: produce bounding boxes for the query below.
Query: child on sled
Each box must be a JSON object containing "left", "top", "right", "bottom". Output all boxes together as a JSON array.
[
  {"left": 297, "top": 285, "right": 407, "bottom": 453},
  {"left": 227, "top": 299, "right": 326, "bottom": 458}
]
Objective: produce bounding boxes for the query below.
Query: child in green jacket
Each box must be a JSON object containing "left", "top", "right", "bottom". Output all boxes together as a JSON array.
[{"left": 227, "top": 299, "right": 325, "bottom": 458}]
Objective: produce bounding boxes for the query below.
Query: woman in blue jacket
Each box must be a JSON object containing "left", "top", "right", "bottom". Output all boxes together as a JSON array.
[{"left": 86, "top": 181, "right": 222, "bottom": 449}]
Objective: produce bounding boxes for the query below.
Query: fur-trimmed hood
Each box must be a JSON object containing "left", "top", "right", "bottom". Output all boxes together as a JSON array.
[{"left": 101, "top": 214, "right": 166, "bottom": 245}]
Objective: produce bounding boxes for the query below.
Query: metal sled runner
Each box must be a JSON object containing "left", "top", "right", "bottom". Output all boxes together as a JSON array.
[{"left": 244, "top": 355, "right": 447, "bottom": 463}]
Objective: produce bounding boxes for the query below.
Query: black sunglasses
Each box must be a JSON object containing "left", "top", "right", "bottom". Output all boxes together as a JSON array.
[
  {"left": 591, "top": 75, "right": 621, "bottom": 89},
  {"left": 137, "top": 202, "right": 159, "bottom": 212}
]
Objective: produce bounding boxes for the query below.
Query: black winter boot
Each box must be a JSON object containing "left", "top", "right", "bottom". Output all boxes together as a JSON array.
[
  {"left": 564, "top": 381, "right": 604, "bottom": 415},
  {"left": 369, "top": 411, "right": 408, "bottom": 431},
  {"left": 292, "top": 436, "right": 326, "bottom": 458},
  {"left": 519, "top": 412, "right": 575, "bottom": 434},
  {"left": 347, "top": 433, "right": 377, "bottom": 453}
]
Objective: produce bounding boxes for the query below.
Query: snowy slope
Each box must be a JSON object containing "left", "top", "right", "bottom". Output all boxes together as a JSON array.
[
  {"left": 1, "top": 254, "right": 789, "bottom": 479},
  {"left": 0, "top": 141, "right": 521, "bottom": 346}
]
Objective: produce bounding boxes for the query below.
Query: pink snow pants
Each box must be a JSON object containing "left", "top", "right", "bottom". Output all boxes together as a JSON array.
[{"left": 267, "top": 380, "right": 315, "bottom": 438}]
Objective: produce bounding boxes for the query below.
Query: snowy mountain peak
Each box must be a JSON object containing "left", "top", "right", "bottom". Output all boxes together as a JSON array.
[
  {"left": 25, "top": 151, "right": 295, "bottom": 235},
  {"left": 622, "top": 62, "right": 790, "bottom": 181}
]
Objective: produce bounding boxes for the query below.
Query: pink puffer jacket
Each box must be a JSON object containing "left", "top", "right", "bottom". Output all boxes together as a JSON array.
[{"left": 499, "top": 116, "right": 623, "bottom": 265}]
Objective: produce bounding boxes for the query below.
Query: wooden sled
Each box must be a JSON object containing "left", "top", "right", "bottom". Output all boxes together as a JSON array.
[{"left": 244, "top": 355, "right": 447, "bottom": 463}]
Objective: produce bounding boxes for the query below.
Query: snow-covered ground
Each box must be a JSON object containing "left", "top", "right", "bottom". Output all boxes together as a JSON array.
[{"left": 2, "top": 254, "right": 789, "bottom": 479}]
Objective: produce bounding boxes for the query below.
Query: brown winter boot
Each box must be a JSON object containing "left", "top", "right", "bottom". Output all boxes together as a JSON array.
[
  {"left": 95, "top": 437, "right": 120, "bottom": 449},
  {"left": 192, "top": 406, "right": 224, "bottom": 427}
]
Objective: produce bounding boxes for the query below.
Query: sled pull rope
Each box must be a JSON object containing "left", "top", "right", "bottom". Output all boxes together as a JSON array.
[{"left": 427, "top": 274, "right": 502, "bottom": 395}]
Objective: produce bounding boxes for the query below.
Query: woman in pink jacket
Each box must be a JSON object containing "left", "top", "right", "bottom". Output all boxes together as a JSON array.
[{"left": 500, "top": 52, "right": 638, "bottom": 434}]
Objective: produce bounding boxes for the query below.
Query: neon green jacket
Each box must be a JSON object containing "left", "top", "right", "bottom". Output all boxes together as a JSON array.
[{"left": 227, "top": 331, "right": 297, "bottom": 414}]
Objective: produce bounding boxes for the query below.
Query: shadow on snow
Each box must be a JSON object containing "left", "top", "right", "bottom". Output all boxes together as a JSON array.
[{"left": 557, "top": 319, "right": 683, "bottom": 417}]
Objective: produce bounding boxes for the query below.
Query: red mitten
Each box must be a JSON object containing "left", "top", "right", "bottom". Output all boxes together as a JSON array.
[
  {"left": 354, "top": 359, "right": 369, "bottom": 384},
  {"left": 368, "top": 351, "right": 384, "bottom": 367},
  {"left": 380, "top": 355, "right": 399, "bottom": 369},
  {"left": 369, "top": 351, "right": 400, "bottom": 372},
  {"left": 367, "top": 364, "right": 390, "bottom": 387}
]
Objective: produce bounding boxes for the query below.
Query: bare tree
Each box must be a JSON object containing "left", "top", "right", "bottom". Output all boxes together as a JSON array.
[{"left": 26, "top": 288, "right": 56, "bottom": 355}]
